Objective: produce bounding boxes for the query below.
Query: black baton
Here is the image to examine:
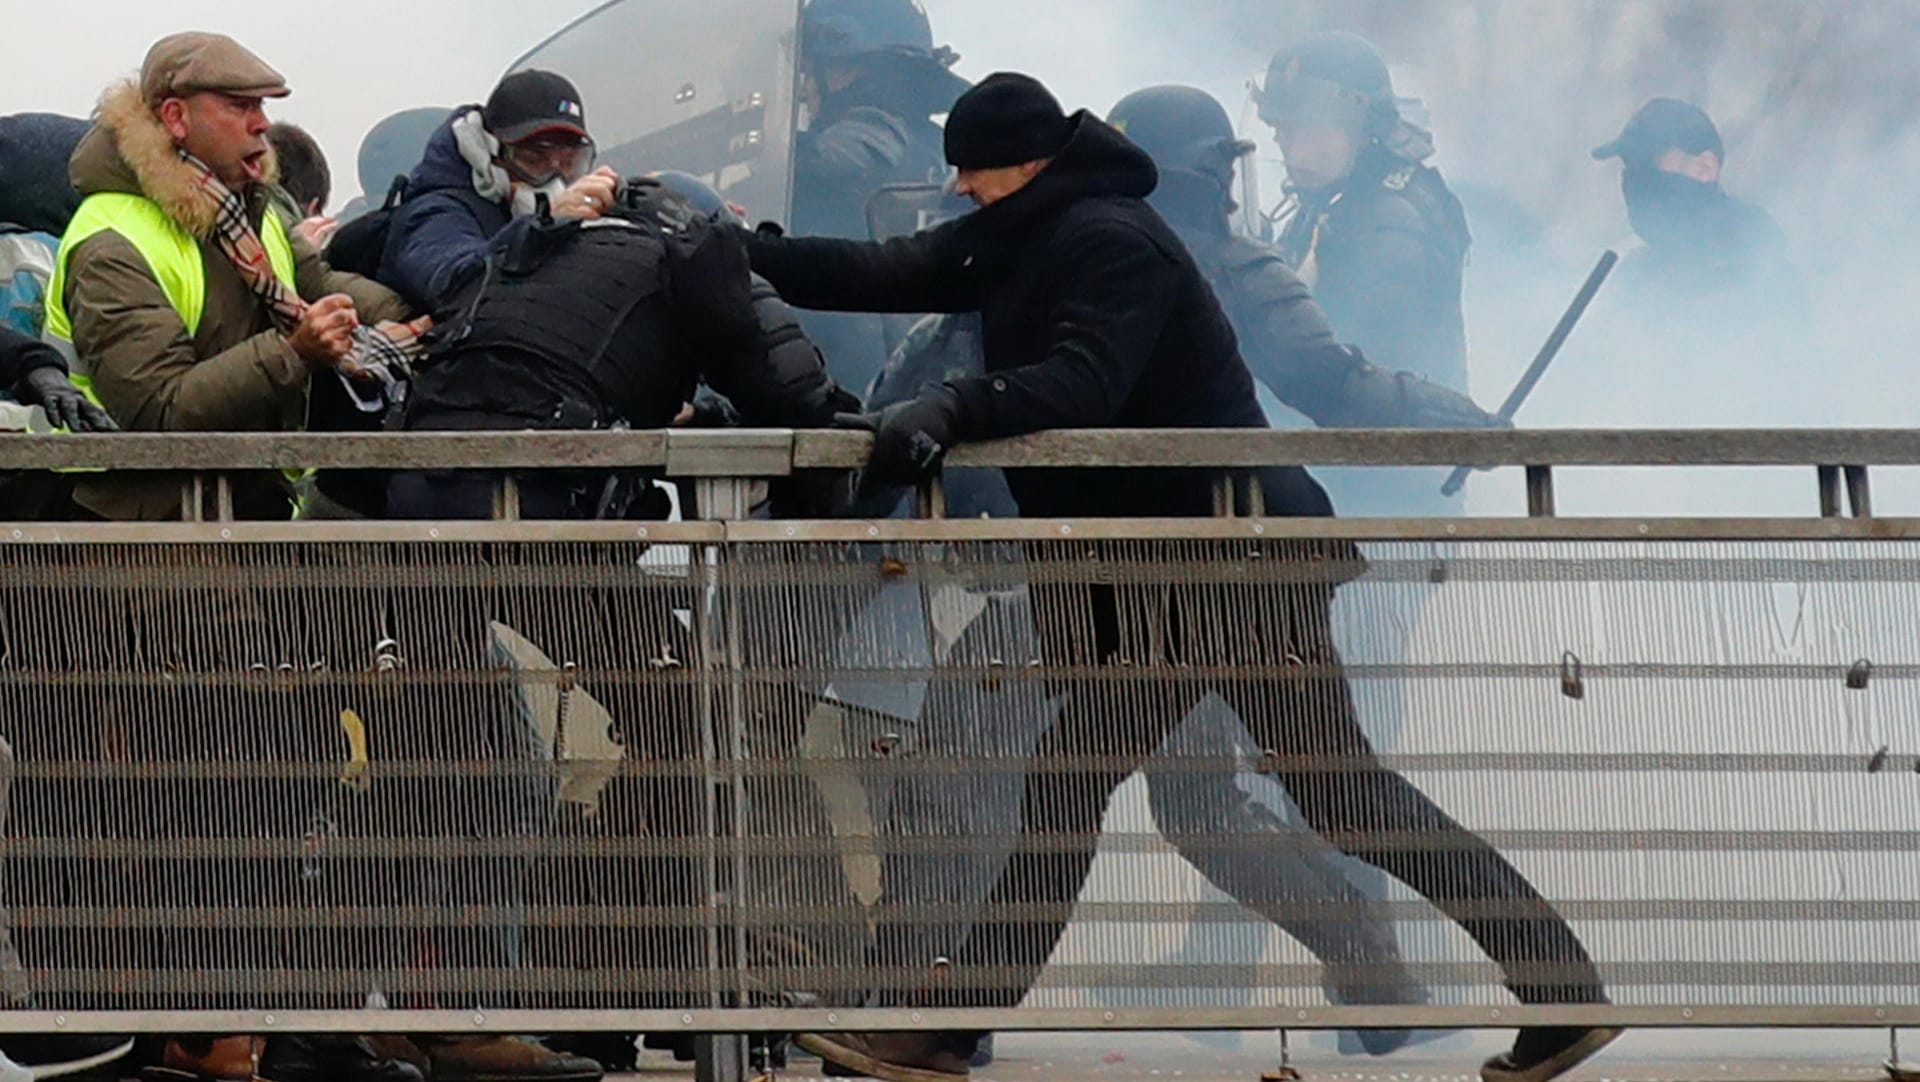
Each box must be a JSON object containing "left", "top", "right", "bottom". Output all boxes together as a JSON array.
[{"left": 1441, "top": 249, "right": 1620, "bottom": 497}]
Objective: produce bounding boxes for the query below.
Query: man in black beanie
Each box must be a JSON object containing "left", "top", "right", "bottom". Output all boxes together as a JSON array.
[{"left": 745, "top": 71, "right": 1614, "bottom": 1082}]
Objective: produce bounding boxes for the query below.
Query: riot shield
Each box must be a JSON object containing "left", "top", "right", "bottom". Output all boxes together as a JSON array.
[
  {"left": 508, "top": 0, "right": 803, "bottom": 226},
  {"left": 864, "top": 182, "right": 971, "bottom": 242},
  {"left": 1237, "top": 74, "right": 1281, "bottom": 242},
  {"left": 864, "top": 183, "right": 972, "bottom": 359}
]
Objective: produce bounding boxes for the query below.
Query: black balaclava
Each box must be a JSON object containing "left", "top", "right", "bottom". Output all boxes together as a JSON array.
[{"left": 1623, "top": 165, "right": 1727, "bottom": 247}]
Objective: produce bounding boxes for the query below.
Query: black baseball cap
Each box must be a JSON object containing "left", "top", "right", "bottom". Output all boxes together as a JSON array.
[
  {"left": 1592, "top": 97, "right": 1722, "bottom": 166},
  {"left": 484, "top": 70, "right": 590, "bottom": 145}
]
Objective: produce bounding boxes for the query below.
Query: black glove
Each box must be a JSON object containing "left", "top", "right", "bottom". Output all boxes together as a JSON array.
[
  {"left": 18, "top": 366, "right": 117, "bottom": 433},
  {"left": 685, "top": 392, "right": 741, "bottom": 429},
  {"left": 833, "top": 384, "right": 963, "bottom": 490}
]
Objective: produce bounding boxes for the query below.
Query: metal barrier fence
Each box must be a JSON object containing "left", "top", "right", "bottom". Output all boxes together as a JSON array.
[{"left": 0, "top": 429, "right": 1916, "bottom": 1048}]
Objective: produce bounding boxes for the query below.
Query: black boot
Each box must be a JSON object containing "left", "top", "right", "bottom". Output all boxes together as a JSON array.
[
  {"left": 1481, "top": 1027, "right": 1622, "bottom": 1082},
  {"left": 0, "top": 1034, "right": 136, "bottom": 1079},
  {"left": 253, "top": 1037, "right": 423, "bottom": 1082}
]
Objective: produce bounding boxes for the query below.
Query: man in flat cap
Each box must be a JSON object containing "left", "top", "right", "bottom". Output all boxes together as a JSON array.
[
  {"left": 745, "top": 71, "right": 1617, "bottom": 1082},
  {"left": 46, "top": 30, "right": 420, "bottom": 523},
  {"left": 35, "top": 30, "right": 428, "bottom": 1082}
]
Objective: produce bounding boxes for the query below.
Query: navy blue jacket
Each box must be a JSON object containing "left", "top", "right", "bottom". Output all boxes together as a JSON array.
[{"left": 377, "top": 112, "right": 512, "bottom": 310}]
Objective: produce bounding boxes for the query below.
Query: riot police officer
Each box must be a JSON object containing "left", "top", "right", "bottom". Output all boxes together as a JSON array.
[
  {"left": 1115, "top": 84, "right": 1496, "bottom": 433},
  {"left": 387, "top": 177, "right": 856, "bottom": 519},
  {"left": 790, "top": 0, "right": 971, "bottom": 395},
  {"left": 1256, "top": 31, "right": 1475, "bottom": 516}
]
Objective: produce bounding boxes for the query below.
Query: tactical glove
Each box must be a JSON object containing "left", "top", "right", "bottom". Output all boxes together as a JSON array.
[
  {"left": 1399, "top": 374, "right": 1508, "bottom": 430},
  {"left": 834, "top": 384, "right": 964, "bottom": 489},
  {"left": 18, "top": 367, "right": 117, "bottom": 433}
]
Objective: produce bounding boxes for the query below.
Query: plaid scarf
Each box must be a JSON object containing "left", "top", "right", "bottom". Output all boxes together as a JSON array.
[{"left": 183, "top": 152, "right": 429, "bottom": 396}]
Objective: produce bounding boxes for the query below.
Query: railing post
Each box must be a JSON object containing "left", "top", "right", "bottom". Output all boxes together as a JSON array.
[
  {"left": 1525, "top": 465, "right": 1557, "bottom": 518},
  {"left": 694, "top": 478, "right": 755, "bottom": 521},
  {"left": 687, "top": 471, "right": 753, "bottom": 1082},
  {"left": 492, "top": 475, "right": 522, "bottom": 522},
  {"left": 214, "top": 474, "right": 234, "bottom": 524},
  {"left": 1818, "top": 465, "right": 1844, "bottom": 518},
  {"left": 916, "top": 472, "right": 947, "bottom": 520},
  {"left": 1846, "top": 465, "right": 1874, "bottom": 519},
  {"left": 694, "top": 1035, "right": 750, "bottom": 1082},
  {"left": 181, "top": 474, "right": 204, "bottom": 523}
]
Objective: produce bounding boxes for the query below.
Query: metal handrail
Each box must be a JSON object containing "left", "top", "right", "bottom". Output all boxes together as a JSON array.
[{"left": 0, "top": 427, "right": 1913, "bottom": 472}]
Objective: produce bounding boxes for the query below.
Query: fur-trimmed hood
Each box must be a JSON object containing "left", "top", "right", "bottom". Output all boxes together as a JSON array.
[{"left": 67, "top": 79, "right": 278, "bottom": 238}]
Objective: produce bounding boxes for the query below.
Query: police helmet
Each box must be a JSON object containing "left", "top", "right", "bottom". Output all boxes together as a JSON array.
[
  {"left": 646, "top": 170, "right": 743, "bottom": 226},
  {"left": 1108, "top": 86, "right": 1253, "bottom": 191},
  {"left": 1256, "top": 30, "right": 1399, "bottom": 138},
  {"left": 803, "top": 0, "right": 938, "bottom": 63},
  {"left": 357, "top": 106, "right": 451, "bottom": 197}
]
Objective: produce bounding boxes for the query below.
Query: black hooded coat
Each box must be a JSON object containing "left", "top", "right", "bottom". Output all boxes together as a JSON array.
[{"left": 747, "top": 112, "right": 1331, "bottom": 520}]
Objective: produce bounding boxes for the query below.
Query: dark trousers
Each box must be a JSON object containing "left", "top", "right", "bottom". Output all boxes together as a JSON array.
[
  {"left": 873, "top": 540, "right": 1602, "bottom": 1009},
  {"left": 387, "top": 471, "right": 577, "bottom": 521}
]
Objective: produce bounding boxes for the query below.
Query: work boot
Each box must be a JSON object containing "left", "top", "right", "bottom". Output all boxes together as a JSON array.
[
  {"left": 415, "top": 1036, "right": 604, "bottom": 1082},
  {"left": 796, "top": 1032, "right": 971, "bottom": 1082},
  {"left": 253, "top": 1036, "right": 423, "bottom": 1082},
  {"left": 1480, "top": 1027, "right": 1623, "bottom": 1082},
  {"left": 142, "top": 1037, "right": 257, "bottom": 1082},
  {"left": 531, "top": 1035, "right": 634, "bottom": 1074},
  {"left": 363, "top": 1037, "right": 431, "bottom": 1077},
  {"left": 0, "top": 1034, "right": 137, "bottom": 1079}
]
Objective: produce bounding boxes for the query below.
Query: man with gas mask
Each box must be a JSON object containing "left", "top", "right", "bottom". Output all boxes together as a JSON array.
[
  {"left": 378, "top": 70, "right": 619, "bottom": 310},
  {"left": 790, "top": 0, "right": 972, "bottom": 396},
  {"left": 1257, "top": 31, "right": 1474, "bottom": 517},
  {"left": 1592, "top": 98, "right": 1799, "bottom": 310}
]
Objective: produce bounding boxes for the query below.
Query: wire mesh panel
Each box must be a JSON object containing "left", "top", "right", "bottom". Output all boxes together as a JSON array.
[
  {"left": 0, "top": 541, "right": 715, "bottom": 1014},
  {"left": 0, "top": 534, "right": 1914, "bottom": 1026},
  {"left": 723, "top": 537, "right": 1920, "bottom": 1020}
]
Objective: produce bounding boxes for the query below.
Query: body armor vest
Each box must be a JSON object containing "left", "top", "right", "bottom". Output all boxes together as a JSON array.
[{"left": 409, "top": 216, "right": 687, "bottom": 429}]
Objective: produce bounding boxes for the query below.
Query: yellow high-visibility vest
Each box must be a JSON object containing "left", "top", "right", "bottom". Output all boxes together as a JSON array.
[
  {"left": 43, "top": 192, "right": 298, "bottom": 474},
  {"left": 46, "top": 191, "right": 297, "bottom": 395}
]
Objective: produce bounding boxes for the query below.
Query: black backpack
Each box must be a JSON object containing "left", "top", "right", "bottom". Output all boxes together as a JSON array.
[{"left": 323, "top": 175, "right": 408, "bottom": 279}]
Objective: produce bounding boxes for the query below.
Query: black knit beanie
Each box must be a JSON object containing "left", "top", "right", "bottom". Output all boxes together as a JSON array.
[{"left": 944, "top": 72, "right": 1072, "bottom": 169}]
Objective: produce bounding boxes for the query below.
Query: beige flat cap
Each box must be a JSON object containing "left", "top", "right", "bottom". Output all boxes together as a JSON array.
[{"left": 141, "top": 32, "right": 291, "bottom": 104}]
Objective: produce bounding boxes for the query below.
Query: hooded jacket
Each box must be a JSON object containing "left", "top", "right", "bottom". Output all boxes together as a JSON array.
[
  {"left": 58, "top": 80, "right": 410, "bottom": 521},
  {"left": 377, "top": 110, "right": 514, "bottom": 310},
  {"left": 749, "top": 112, "right": 1332, "bottom": 519}
]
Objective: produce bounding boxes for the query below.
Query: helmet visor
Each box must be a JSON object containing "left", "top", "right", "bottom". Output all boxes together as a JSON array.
[{"left": 1256, "top": 72, "right": 1370, "bottom": 133}]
